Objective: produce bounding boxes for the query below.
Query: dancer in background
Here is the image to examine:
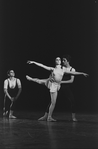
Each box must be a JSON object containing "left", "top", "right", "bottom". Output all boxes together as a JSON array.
[
  {"left": 3, "top": 70, "right": 22, "bottom": 118},
  {"left": 26, "top": 58, "right": 88, "bottom": 121}
]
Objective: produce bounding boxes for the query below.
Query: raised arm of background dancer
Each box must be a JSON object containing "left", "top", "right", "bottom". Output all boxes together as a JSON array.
[
  {"left": 27, "top": 60, "right": 54, "bottom": 71},
  {"left": 61, "top": 76, "right": 75, "bottom": 84},
  {"left": 64, "top": 70, "right": 88, "bottom": 77}
]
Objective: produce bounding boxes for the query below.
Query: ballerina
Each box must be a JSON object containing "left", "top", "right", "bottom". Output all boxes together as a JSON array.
[{"left": 26, "top": 57, "right": 88, "bottom": 121}]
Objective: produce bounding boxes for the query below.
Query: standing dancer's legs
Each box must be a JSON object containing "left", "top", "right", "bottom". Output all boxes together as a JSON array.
[
  {"left": 68, "top": 89, "right": 77, "bottom": 122},
  {"left": 64, "top": 85, "right": 77, "bottom": 122},
  {"left": 26, "top": 75, "right": 58, "bottom": 121},
  {"left": 39, "top": 92, "right": 58, "bottom": 122},
  {"left": 38, "top": 83, "right": 60, "bottom": 121},
  {"left": 47, "top": 91, "right": 58, "bottom": 121}
]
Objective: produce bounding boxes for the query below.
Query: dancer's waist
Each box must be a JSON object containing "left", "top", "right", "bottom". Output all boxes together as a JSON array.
[{"left": 49, "top": 77, "right": 61, "bottom": 84}]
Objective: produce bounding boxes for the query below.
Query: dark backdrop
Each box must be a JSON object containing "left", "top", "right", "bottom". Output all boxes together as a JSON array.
[{"left": 0, "top": 0, "right": 98, "bottom": 113}]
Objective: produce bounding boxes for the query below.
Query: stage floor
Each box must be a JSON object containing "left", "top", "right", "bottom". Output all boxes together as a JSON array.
[{"left": 0, "top": 111, "right": 98, "bottom": 149}]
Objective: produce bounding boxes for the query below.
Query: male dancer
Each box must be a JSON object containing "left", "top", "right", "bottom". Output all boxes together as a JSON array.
[{"left": 61, "top": 55, "right": 77, "bottom": 121}]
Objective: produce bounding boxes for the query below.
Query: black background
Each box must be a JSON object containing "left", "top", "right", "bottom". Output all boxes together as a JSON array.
[{"left": 0, "top": 0, "right": 98, "bottom": 113}]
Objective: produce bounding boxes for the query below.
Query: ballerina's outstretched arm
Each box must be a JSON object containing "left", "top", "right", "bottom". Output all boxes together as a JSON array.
[{"left": 27, "top": 60, "right": 54, "bottom": 71}]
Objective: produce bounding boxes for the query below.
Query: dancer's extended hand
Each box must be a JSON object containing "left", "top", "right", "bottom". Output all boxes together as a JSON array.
[{"left": 27, "top": 60, "right": 34, "bottom": 64}]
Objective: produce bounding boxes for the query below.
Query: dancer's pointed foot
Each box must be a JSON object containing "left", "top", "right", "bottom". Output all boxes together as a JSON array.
[
  {"left": 26, "top": 75, "right": 32, "bottom": 81},
  {"left": 38, "top": 113, "right": 48, "bottom": 121},
  {"left": 38, "top": 116, "right": 47, "bottom": 121}
]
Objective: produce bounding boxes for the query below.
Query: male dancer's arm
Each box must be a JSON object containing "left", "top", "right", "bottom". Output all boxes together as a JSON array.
[
  {"left": 63, "top": 67, "right": 88, "bottom": 77},
  {"left": 61, "top": 75, "right": 74, "bottom": 84},
  {"left": 67, "top": 71, "right": 88, "bottom": 77}
]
